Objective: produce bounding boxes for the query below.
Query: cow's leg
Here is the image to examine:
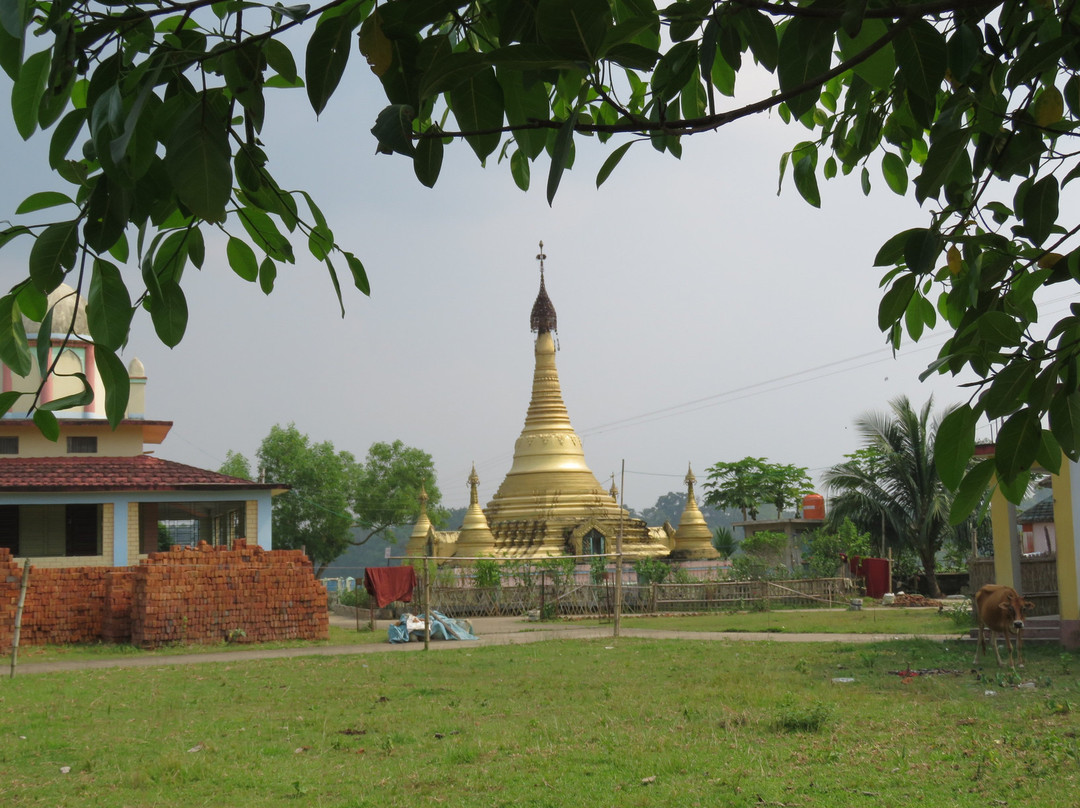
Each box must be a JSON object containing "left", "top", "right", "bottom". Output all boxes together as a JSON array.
[
  {"left": 1002, "top": 631, "right": 1014, "bottom": 667},
  {"left": 991, "top": 629, "right": 1005, "bottom": 666}
]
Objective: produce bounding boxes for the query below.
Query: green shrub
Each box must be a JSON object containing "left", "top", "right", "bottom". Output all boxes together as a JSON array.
[
  {"left": 633, "top": 557, "right": 671, "bottom": 586},
  {"left": 774, "top": 695, "right": 831, "bottom": 733},
  {"left": 338, "top": 588, "right": 370, "bottom": 608},
  {"left": 589, "top": 554, "right": 608, "bottom": 585},
  {"left": 474, "top": 558, "right": 501, "bottom": 588}
]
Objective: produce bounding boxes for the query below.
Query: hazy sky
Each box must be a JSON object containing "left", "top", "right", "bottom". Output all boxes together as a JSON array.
[{"left": 2, "top": 44, "right": 1071, "bottom": 513}]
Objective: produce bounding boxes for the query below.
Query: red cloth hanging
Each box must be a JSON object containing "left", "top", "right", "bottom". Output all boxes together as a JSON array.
[{"left": 363, "top": 567, "right": 418, "bottom": 608}]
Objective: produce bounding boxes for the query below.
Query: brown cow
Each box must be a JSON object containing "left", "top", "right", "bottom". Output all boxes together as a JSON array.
[{"left": 973, "top": 584, "right": 1035, "bottom": 668}]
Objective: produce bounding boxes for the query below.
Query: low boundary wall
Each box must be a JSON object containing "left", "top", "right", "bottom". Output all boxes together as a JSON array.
[{"left": 0, "top": 540, "right": 328, "bottom": 648}]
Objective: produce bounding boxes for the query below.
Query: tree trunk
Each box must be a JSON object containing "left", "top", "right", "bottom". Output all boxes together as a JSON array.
[{"left": 920, "top": 551, "right": 943, "bottom": 599}]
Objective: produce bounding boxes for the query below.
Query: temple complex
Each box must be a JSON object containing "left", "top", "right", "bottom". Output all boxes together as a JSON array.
[{"left": 408, "top": 246, "right": 719, "bottom": 563}]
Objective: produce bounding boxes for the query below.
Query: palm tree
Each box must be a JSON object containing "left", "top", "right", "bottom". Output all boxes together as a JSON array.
[{"left": 823, "top": 396, "right": 956, "bottom": 598}]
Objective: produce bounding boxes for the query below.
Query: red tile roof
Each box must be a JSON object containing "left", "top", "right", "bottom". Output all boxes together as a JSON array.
[{"left": 0, "top": 456, "right": 280, "bottom": 493}]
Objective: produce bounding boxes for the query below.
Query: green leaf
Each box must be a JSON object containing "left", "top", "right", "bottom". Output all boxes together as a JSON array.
[
  {"left": 903, "top": 228, "right": 941, "bottom": 275},
  {"left": 793, "top": 152, "right": 820, "bottom": 208},
  {"left": 34, "top": 409, "right": 59, "bottom": 442},
  {"left": 998, "top": 468, "right": 1031, "bottom": 504},
  {"left": 510, "top": 148, "right": 530, "bottom": 191},
  {"left": 34, "top": 305, "right": 51, "bottom": 387},
  {"left": 0, "top": 293, "right": 31, "bottom": 377},
  {"left": 41, "top": 373, "right": 93, "bottom": 411},
  {"left": 0, "top": 23, "right": 23, "bottom": 82},
  {"left": 306, "top": 11, "right": 356, "bottom": 115},
  {"left": 449, "top": 67, "right": 504, "bottom": 162},
  {"left": 498, "top": 66, "right": 549, "bottom": 159},
  {"left": 0, "top": 389, "right": 22, "bottom": 417},
  {"left": 597, "top": 141, "right": 633, "bottom": 187},
  {"left": 839, "top": 18, "right": 895, "bottom": 90},
  {"left": 11, "top": 48, "right": 49, "bottom": 138},
  {"left": 29, "top": 220, "right": 79, "bottom": 294},
  {"left": 259, "top": 256, "right": 277, "bottom": 295},
  {"left": 935, "top": 404, "right": 976, "bottom": 490},
  {"left": 238, "top": 208, "right": 293, "bottom": 262},
  {"left": 536, "top": 0, "right": 611, "bottom": 61},
  {"left": 877, "top": 274, "right": 915, "bottom": 330},
  {"left": 994, "top": 408, "right": 1041, "bottom": 482},
  {"left": 893, "top": 21, "right": 947, "bottom": 127},
  {"left": 87, "top": 258, "right": 133, "bottom": 351},
  {"left": 738, "top": 8, "right": 778, "bottom": 72},
  {"left": 949, "top": 457, "right": 995, "bottom": 524},
  {"left": 980, "top": 360, "right": 1034, "bottom": 419},
  {"left": 94, "top": 345, "right": 130, "bottom": 427},
  {"left": 1049, "top": 390, "right": 1080, "bottom": 460},
  {"left": 226, "top": 237, "right": 259, "bottom": 282},
  {"left": 881, "top": 152, "right": 907, "bottom": 195},
  {"left": 777, "top": 17, "right": 837, "bottom": 119},
  {"left": 1034, "top": 429, "right": 1062, "bottom": 475},
  {"left": 547, "top": 107, "right": 579, "bottom": 206},
  {"left": 414, "top": 128, "right": 443, "bottom": 188},
  {"left": 371, "top": 104, "right": 416, "bottom": 157},
  {"left": 0, "top": 0, "right": 26, "bottom": 38},
  {"left": 263, "top": 37, "right": 298, "bottom": 83},
  {"left": 15, "top": 190, "right": 74, "bottom": 214},
  {"left": 1021, "top": 175, "right": 1059, "bottom": 246},
  {"left": 165, "top": 100, "right": 231, "bottom": 223},
  {"left": 48, "top": 108, "right": 85, "bottom": 168},
  {"left": 975, "top": 310, "right": 1023, "bottom": 348},
  {"left": 149, "top": 280, "right": 188, "bottom": 348},
  {"left": 344, "top": 252, "right": 370, "bottom": 296}
]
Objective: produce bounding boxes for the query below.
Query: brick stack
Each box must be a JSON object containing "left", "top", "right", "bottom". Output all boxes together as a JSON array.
[
  {"left": 101, "top": 571, "right": 134, "bottom": 643},
  {"left": 0, "top": 542, "right": 328, "bottom": 648},
  {"left": 129, "top": 540, "right": 328, "bottom": 648},
  {"left": 0, "top": 555, "right": 111, "bottom": 645}
]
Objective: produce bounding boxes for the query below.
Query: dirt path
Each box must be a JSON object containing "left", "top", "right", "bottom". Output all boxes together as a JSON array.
[{"left": 10, "top": 614, "right": 939, "bottom": 676}]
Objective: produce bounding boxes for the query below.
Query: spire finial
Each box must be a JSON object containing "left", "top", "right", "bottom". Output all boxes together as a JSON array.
[
  {"left": 467, "top": 463, "right": 480, "bottom": 506},
  {"left": 530, "top": 241, "right": 557, "bottom": 334}
]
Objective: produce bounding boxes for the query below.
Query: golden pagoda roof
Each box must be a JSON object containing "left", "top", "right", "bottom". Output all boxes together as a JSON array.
[
  {"left": 454, "top": 465, "right": 496, "bottom": 561},
  {"left": 672, "top": 464, "right": 721, "bottom": 560},
  {"left": 484, "top": 253, "right": 638, "bottom": 557}
]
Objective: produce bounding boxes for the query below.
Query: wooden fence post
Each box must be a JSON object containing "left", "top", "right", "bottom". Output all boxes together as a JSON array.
[{"left": 9, "top": 559, "right": 31, "bottom": 679}]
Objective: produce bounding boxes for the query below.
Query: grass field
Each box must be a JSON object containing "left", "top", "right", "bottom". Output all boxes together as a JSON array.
[
  {"left": 2, "top": 634, "right": 1078, "bottom": 807},
  {"left": 622, "top": 606, "right": 966, "bottom": 635}
]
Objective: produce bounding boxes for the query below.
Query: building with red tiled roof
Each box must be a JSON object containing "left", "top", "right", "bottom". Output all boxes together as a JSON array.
[{"left": 1, "top": 285, "right": 284, "bottom": 568}]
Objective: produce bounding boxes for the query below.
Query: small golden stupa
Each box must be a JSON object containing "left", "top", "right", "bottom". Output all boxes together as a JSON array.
[{"left": 408, "top": 244, "right": 718, "bottom": 562}]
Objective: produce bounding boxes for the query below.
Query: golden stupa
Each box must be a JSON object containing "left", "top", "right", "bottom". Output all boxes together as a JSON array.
[{"left": 408, "top": 245, "right": 718, "bottom": 563}]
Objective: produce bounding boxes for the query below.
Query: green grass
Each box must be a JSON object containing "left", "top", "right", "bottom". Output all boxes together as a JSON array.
[
  {"left": 621, "top": 607, "right": 963, "bottom": 636},
  {"left": 2, "top": 638, "right": 1078, "bottom": 806},
  {"left": 10, "top": 624, "right": 385, "bottom": 665}
]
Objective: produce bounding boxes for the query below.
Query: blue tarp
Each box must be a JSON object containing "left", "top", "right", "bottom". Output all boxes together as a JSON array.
[{"left": 388, "top": 611, "right": 478, "bottom": 644}]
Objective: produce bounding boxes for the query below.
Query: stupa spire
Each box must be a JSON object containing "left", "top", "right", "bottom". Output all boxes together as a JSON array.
[
  {"left": 672, "top": 463, "right": 721, "bottom": 560},
  {"left": 530, "top": 240, "right": 557, "bottom": 334},
  {"left": 454, "top": 464, "right": 496, "bottom": 560}
]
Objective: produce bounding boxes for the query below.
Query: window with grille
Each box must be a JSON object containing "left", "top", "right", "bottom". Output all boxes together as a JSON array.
[{"left": 66, "top": 436, "right": 98, "bottom": 453}]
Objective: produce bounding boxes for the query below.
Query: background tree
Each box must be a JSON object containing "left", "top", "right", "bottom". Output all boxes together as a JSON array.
[
  {"left": 350, "top": 439, "right": 443, "bottom": 545},
  {"left": 760, "top": 463, "right": 814, "bottom": 520},
  {"left": 2, "top": 0, "right": 1077, "bottom": 500},
  {"left": 804, "top": 518, "right": 873, "bottom": 579},
  {"left": 255, "top": 424, "right": 356, "bottom": 578},
  {"left": 703, "top": 457, "right": 768, "bottom": 521},
  {"left": 823, "top": 396, "right": 959, "bottom": 598},
  {"left": 218, "top": 450, "right": 253, "bottom": 481},
  {"left": 735, "top": 530, "right": 790, "bottom": 578},
  {"left": 704, "top": 457, "right": 813, "bottom": 522}
]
